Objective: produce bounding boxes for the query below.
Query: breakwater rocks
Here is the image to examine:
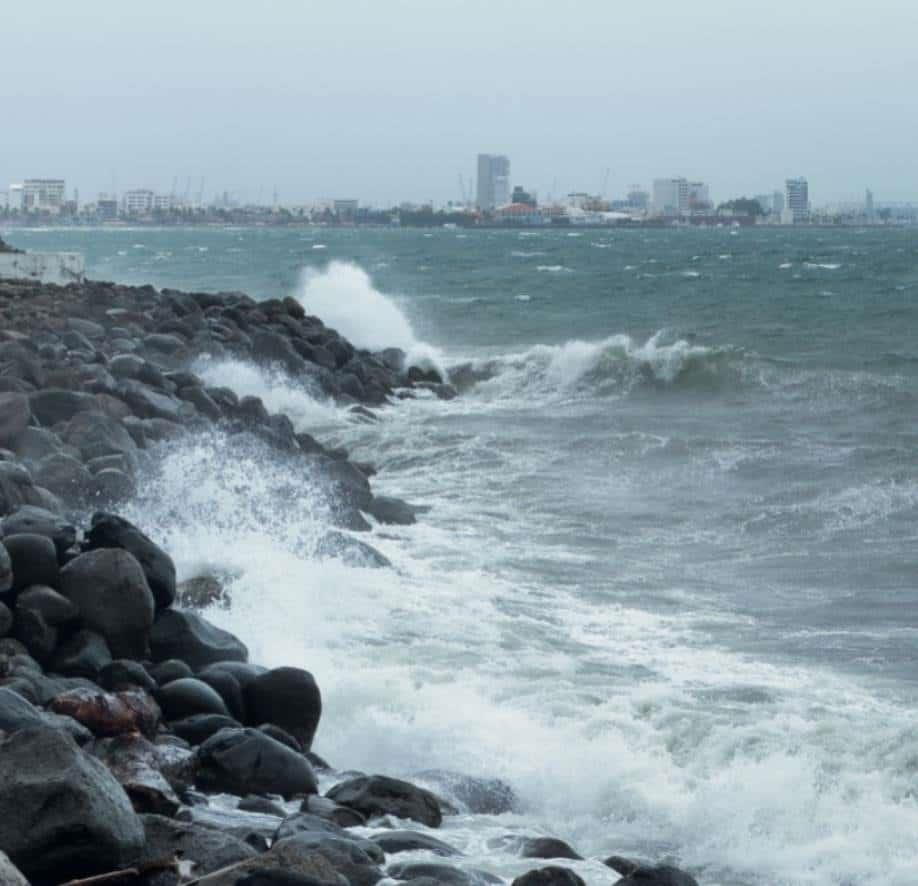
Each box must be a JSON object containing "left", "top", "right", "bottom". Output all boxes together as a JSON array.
[{"left": 0, "top": 277, "right": 701, "bottom": 885}]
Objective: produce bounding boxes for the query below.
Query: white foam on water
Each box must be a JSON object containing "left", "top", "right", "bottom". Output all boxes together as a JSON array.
[
  {"left": 294, "top": 261, "right": 444, "bottom": 371},
  {"left": 536, "top": 265, "right": 572, "bottom": 273}
]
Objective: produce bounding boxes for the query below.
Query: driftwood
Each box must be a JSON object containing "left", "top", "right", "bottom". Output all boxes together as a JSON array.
[{"left": 58, "top": 857, "right": 177, "bottom": 886}]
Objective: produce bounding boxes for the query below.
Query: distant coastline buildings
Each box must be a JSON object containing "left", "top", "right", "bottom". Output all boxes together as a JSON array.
[{"left": 783, "top": 177, "right": 810, "bottom": 224}]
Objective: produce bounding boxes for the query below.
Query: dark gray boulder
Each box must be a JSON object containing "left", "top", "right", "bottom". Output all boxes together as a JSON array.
[
  {"left": 196, "top": 727, "right": 318, "bottom": 798},
  {"left": 387, "top": 862, "right": 498, "bottom": 885},
  {"left": 171, "top": 713, "right": 243, "bottom": 745},
  {"left": 519, "top": 839, "right": 582, "bottom": 861},
  {"left": 608, "top": 863, "right": 699, "bottom": 886},
  {"left": 16, "top": 584, "right": 79, "bottom": 626},
  {"left": 511, "top": 868, "right": 585, "bottom": 886},
  {"left": 28, "top": 389, "right": 95, "bottom": 426},
  {"left": 1, "top": 533, "right": 59, "bottom": 592},
  {"left": 98, "top": 658, "right": 157, "bottom": 692},
  {"left": 150, "top": 657, "right": 194, "bottom": 685},
  {"left": 198, "top": 666, "right": 246, "bottom": 721},
  {"left": 0, "top": 725, "right": 144, "bottom": 883},
  {"left": 0, "top": 600, "right": 11, "bottom": 636},
  {"left": 366, "top": 495, "right": 418, "bottom": 526},
  {"left": 0, "top": 461, "right": 42, "bottom": 518},
  {"left": 13, "top": 426, "right": 64, "bottom": 464},
  {"left": 58, "top": 548, "right": 155, "bottom": 658},
  {"left": 0, "top": 505, "right": 76, "bottom": 555},
  {"left": 245, "top": 666, "right": 322, "bottom": 749},
  {"left": 0, "top": 393, "right": 29, "bottom": 450},
  {"left": 62, "top": 410, "right": 139, "bottom": 471},
  {"left": 326, "top": 774, "right": 443, "bottom": 828},
  {"left": 12, "top": 606, "right": 57, "bottom": 663},
  {"left": 300, "top": 794, "right": 367, "bottom": 827},
  {"left": 0, "top": 542, "right": 11, "bottom": 593},
  {"left": 32, "top": 452, "right": 93, "bottom": 500},
  {"left": 88, "top": 733, "right": 181, "bottom": 816},
  {"left": 158, "top": 677, "right": 232, "bottom": 720},
  {"left": 414, "top": 770, "right": 518, "bottom": 815},
  {"left": 88, "top": 466, "right": 137, "bottom": 503},
  {"left": 149, "top": 609, "right": 248, "bottom": 669},
  {"left": 85, "top": 512, "right": 176, "bottom": 610},
  {"left": 273, "top": 833, "right": 382, "bottom": 886},
  {"left": 50, "top": 629, "right": 113, "bottom": 679},
  {"left": 0, "top": 686, "right": 90, "bottom": 741},
  {"left": 372, "top": 830, "right": 461, "bottom": 857},
  {"left": 138, "top": 813, "right": 257, "bottom": 875}
]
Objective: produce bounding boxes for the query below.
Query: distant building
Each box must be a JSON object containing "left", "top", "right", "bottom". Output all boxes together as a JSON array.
[
  {"left": 7, "top": 184, "right": 24, "bottom": 212},
  {"left": 22, "top": 179, "right": 66, "bottom": 213},
  {"left": 865, "top": 188, "right": 874, "bottom": 218},
  {"left": 652, "top": 178, "right": 690, "bottom": 215},
  {"left": 154, "top": 194, "right": 176, "bottom": 211},
  {"left": 96, "top": 196, "right": 118, "bottom": 220},
  {"left": 511, "top": 185, "right": 536, "bottom": 207},
  {"left": 123, "top": 189, "right": 155, "bottom": 215},
  {"left": 772, "top": 190, "right": 785, "bottom": 216},
  {"left": 333, "top": 199, "right": 359, "bottom": 221},
  {"left": 476, "top": 154, "right": 511, "bottom": 211},
  {"left": 753, "top": 194, "right": 773, "bottom": 214},
  {"left": 688, "top": 181, "right": 710, "bottom": 211},
  {"left": 785, "top": 177, "right": 809, "bottom": 223},
  {"left": 626, "top": 185, "right": 649, "bottom": 210}
]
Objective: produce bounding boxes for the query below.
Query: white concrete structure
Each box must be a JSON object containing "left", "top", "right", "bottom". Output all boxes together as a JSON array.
[
  {"left": 123, "top": 189, "right": 155, "bottom": 215},
  {"left": 22, "top": 179, "right": 65, "bottom": 212},
  {"left": 0, "top": 251, "right": 84, "bottom": 284},
  {"left": 476, "top": 154, "right": 511, "bottom": 210},
  {"left": 652, "top": 177, "right": 689, "bottom": 215}
]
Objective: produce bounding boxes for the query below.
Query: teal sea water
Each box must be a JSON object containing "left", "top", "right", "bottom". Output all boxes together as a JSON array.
[{"left": 8, "top": 224, "right": 918, "bottom": 885}]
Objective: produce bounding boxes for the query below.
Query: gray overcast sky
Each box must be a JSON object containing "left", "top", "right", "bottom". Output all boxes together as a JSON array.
[{"left": 2, "top": 0, "right": 916, "bottom": 206}]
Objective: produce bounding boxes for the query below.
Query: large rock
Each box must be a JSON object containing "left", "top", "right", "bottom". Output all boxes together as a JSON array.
[
  {"left": 85, "top": 512, "right": 176, "bottom": 609},
  {"left": 58, "top": 548, "right": 155, "bottom": 658},
  {"left": 1, "top": 505, "right": 76, "bottom": 555},
  {"left": 62, "top": 410, "right": 139, "bottom": 471},
  {"left": 245, "top": 666, "right": 322, "bottom": 749},
  {"left": 50, "top": 629, "right": 112, "bottom": 679},
  {"left": 0, "top": 393, "right": 29, "bottom": 449},
  {"left": 607, "top": 862, "right": 699, "bottom": 886},
  {"left": 32, "top": 452, "right": 93, "bottom": 500},
  {"left": 28, "top": 389, "right": 95, "bottom": 426},
  {"left": 326, "top": 774, "right": 443, "bottom": 828},
  {"left": 511, "top": 868, "right": 585, "bottom": 886},
  {"left": 16, "top": 584, "right": 79, "bottom": 626},
  {"left": 139, "top": 813, "right": 257, "bottom": 875},
  {"left": 158, "top": 677, "right": 231, "bottom": 720},
  {"left": 0, "top": 461, "right": 42, "bottom": 518},
  {"left": 371, "top": 830, "right": 461, "bottom": 857},
  {"left": 520, "top": 838, "right": 582, "bottom": 861},
  {"left": 414, "top": 770, "right": 518, "bottom": 815},
  {"left": 387, "top": 862, "right": 497, "bottom": 885},
  {"left": 1, "top": 533, "right": 59, "bottom": 592},
  {"left": 0, "top": 542, "right": 11, "bottom": 593},
  {"left": 0, "top": 726, "right": 144, "bottom": 883},
  {"left": 49, "top": 687, "right": 161, "bottom": 738},
  {"left": 196, "top": 727, "right": 318, "bottom": 798},
  {"left": 0, "top": 686, "right": 91, "bottom": 742},
  {"left": 90, "top": 734, "right": 182, "bottom": 816},
  {"left": 149, "top": 609, "right": 248, "bottom": 669},
  {"left": 171, "top": 713, "right": 242, "bottom": 745},
  {"left": 270, "top": 833, "right": 383, "bottom": 886}
]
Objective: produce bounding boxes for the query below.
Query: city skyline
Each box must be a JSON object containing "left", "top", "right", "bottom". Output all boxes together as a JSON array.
[{"left": 1, "top": 1, "right": 916, "bottom": 206}]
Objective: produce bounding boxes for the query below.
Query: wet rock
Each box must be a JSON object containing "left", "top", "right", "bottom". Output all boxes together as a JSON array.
[
  {"left": 238, "top": 795, "right": 289, "bottom": 817},
  {"left": 176, "top": 574, "right": 227, "bottom": 608},
  {"left": 520, "top": 838, "right": 582, "bottom": 861},
  {"left": 326, "top": 774, "right": 443, "bottom": 828},
  {"left": 99, "top": 658, "right": 158, "bottom": 692},
  {"left": 28, "top": 388, "right": 95, "bottom": 425},
  {"left": 609, "top": 863, "right": 699, "bottom": 886},
  {"left": 199, "top": 666, "right": 246, "bottom": 721},
  {"left": 372, "top": 830, "right": 461, "bottom": 857},
  {"left": 414, "top": 771, "right": 519, "bottom": 815},
  {"left": 16, "top": 584, "right": 79, "bottom": 626},
  {"left": 315, "top": 531, "right": 391, "bottom": 568},
  {"left": 49, "top": 686, "right": 161, "bottom": 738},
  {"left": 121, "top": 380, "right": 185, "bottom": 422},
  {"left": 0, "top": 461, "right": 42, "bottom": 518},
  {"left": 85, "top": 512, "right": 176, "bottom": 610},
  {"left": 1, "top": 533, "right": 59, "bottom": 592},
  {"left": 0, "top": 685, "right": 88, "bottom": 741},
  {"left": 1, "top": 505, "right": 76, "bottom": 555},
  {"left": 0, "top": 393, "right": 29, "bottom": 450},
  {"left": 150, "top": 609, "right": 248, "bottom": 669},
  {"left": 88, "top": 466, "right": 137, "bottom": 503},
  {"left": 138, "top": 813, "right": 257, "bottom": 876},
  {"left": 50, "top": 629, "right": 112, "bottom": 679},
  {"left": 171, "top": 713, "right": 242, "bottom": 745},
  {"left": 196, "top": 727, "right": 318, "bottom": 798},
  {"left": 388, "top": 862, "right": 499, "bottom": 885},
  {"left": 511, "top": 868, "right": 585, "bottom": 886},
  {"left": 0, "top": 541, "right": 12, "bottom": 593},
  {"left": 0, "top": 725, "right": 145, "bottom": 883},
  {"left": 158, "top": 677, "right": 231, "bottom": 720},
  {"left": 272, "top": 833, "right": 383, "bottom": 886},
  {"left": 300, "top": 794, "right": 367, "bottom": 827},
  {"left": 59, "top": 548, "right": 155, "bottom": 658},
  {"left": 12, "top": 606, "right": 57, "bottom": 663},
  {"left": 32, "top": 452, "right": 93, "bottom": 499},
  {"left": 91, "top": 734, "right": 181, "bottom": 816},
  {"left": 0, "top": 600, "right": 11, "bottom": 636},
  {"left": 150, "top": 658, "right": 194, "bottom": 685},
  {"left": 259, "top": 722, "right": 304, "bottom": 751},
  {"left": 63, "top": 410, "right": 139, "bottom": 470},
  {"left": 366, "top": 495, "right": 418, "bottom": 526},
  {"left": 12, "top": 426, "right": 64, "bottom": 464},
  {"left": 245, "top": 666, "right": 322, "bottom": 749}
]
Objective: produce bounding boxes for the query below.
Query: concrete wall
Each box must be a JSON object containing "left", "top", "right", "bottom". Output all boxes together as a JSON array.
[{"left": 0, "top": 252, "right": 85, "bottom": 284}]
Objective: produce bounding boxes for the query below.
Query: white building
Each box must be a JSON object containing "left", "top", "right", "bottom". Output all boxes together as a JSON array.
[
  {"left": 785, "top": 177, "right": 809, "bottom": 223},
  {"left": 123, "top": 189, "right": 155, "bottom": 215},
  {"left": 22, "top": 179, "right": 65, "bottom": 213},
  {"left": 652, "top": 177, "right": 690, "bottom": 215},
  {"left": 7, "top": 185, "right": 23, "bottom": 211},
  {"left": 476, "top": 154, "right": 511, "bottom": 211}
]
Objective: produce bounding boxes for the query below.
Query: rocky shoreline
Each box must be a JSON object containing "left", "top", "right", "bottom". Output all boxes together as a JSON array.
[{"left": 0, "top": 275, "right": 700, "bottom": 886}]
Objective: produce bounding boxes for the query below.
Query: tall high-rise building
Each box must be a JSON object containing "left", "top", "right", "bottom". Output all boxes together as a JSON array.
[
  {"left": 772, "top": 190, "right": 785, "bottom": 215},
  {"left": 785, "top": 177, "right": 809, "bottom": 223},
  {"left": 476, "top": 154, "right": 510, "bottom": 211},
  {"left": 865, "top": 188, "right": 874, "bottom": 218},
  {"left": 652, "top": 177, "right": 690, "bottom": 215}
]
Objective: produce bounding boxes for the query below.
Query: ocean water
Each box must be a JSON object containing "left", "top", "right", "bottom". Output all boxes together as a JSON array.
[{"left": 9, "top": 224, "right": 918, "bottom": 885}]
